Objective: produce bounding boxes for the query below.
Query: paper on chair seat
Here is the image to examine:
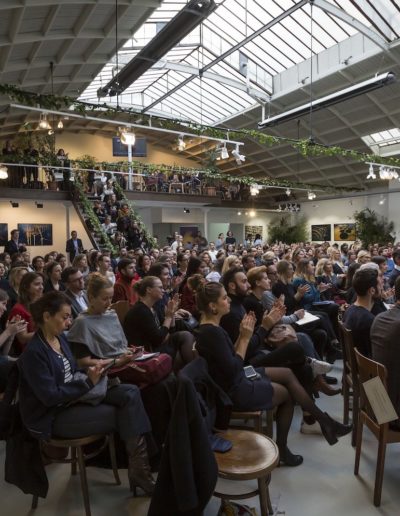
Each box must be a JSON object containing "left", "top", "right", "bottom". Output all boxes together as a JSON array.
[{"left": 363, "top": 376, "right": 398, "bottom": 425}]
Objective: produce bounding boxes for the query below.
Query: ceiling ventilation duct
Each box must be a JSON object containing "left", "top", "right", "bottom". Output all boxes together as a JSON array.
[{"left": 98, "top": 0, "right": 216, "bottom": 98}]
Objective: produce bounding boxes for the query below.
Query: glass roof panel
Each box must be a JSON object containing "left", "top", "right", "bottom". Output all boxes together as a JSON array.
[{"left": 80, "top": 0, "right": 400, "bottom": 124}]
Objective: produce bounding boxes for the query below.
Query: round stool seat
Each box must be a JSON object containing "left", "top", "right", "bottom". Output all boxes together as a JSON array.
[{"left": 215, "top": 429, "right": 279, "bottom": 481}]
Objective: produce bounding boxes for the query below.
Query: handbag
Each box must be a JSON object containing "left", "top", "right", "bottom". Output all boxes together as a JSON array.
[
  {"left": 266, "top": 324, "right": 298, "bottom": 348},
  {"left": 174, "top": 315, "right": 199, "bottom": 332},
  {"left": 107, "top": 353, "right": 172, "bottom": 389},
  {"left": 72, "top": 371, "right": 108, "bottom": 406}
]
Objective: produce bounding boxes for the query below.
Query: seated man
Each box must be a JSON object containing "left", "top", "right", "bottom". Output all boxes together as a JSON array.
[
  {"left": 388, "top": 249, "right": 400, "bottom": 287},
  {"left": 112, "top": 258, "right": 138, "bottom": 305},
  {"left": 62, "top": 267, "right": 88, "bottom": 319},
  {"left": 370, "top": 276, "right": 400, "bottom": 429},
  {"left": 342, "top": 268, "right": 378, "bottom": 357}
]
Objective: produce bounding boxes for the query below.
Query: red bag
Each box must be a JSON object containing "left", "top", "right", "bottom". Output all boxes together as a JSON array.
[{"left": 108, "top": 353, "right": 172, "bottom": 389}]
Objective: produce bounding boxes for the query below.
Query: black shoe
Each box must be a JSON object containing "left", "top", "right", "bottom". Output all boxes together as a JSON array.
[
  {"left": 326, "top": 349, "right": 343, "bottom": 364},
  {"left": 319, "top": 413, "right": 352, "bottom": 446},
  {"left": 332, "top": 418, "right": 353, "bottom": 437},
  {"left": 324, "top": 375, "right": 338, "bottom": 385},
  {"left": 278, "top": 447, "right": 303, "bottom": 467}
]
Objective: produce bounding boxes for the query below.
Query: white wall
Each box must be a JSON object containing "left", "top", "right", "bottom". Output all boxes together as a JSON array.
[{"left": 0, "top": 199, "right": 92, "bottom": 259}]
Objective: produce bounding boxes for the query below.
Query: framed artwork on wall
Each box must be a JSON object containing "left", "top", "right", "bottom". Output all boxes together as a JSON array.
[
  {"left": 334, "top": 223, "right": 356, "bottom": 241},
  {"left": 179, "top": 226, "right": 198, "bottom": 248},
  {"left": 18, "top": 224, "right": 53, "bottom": 246},
  {"left": 311, "top": 224, "right": 331, "bottom": 242},
  {"left": 244, "top": 225, "right": 263, "bottom": 240},
  {"left": 0, "top": 223, "right": 8, "bottom": 246}
]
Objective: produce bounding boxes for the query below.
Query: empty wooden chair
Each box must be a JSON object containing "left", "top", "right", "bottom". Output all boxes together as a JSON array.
[
  {"left": 214, "top": 429, "right": 279, "bottom": 516},
  {"left": 339, "top": 321, "right": 360, "bottom": 446},
  {"left": 354, "top": 349, "right": 400, "bottom": 507},
  {"left": 32, "top": 433, "right": 120, "bottom": 516}
]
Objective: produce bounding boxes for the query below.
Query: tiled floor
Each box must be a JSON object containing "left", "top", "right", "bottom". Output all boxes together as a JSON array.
[{"left": 1, "top": 363, "right": 399, "bottom": 515}]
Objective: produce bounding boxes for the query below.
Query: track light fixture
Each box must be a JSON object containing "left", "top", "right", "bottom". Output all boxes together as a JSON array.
[
  {"left": 37, "top": 113, "right": 51, "bottom": 130},
  {"left": 237, "top": 211, "right": 242, "bottom": 215},
  {"left": 366, "top": 162, "right": 400, "bottom": 181},
  {"left": 177, "top": 134, "right": 186, "bottom": 151},
  {"left": 35, "top": 202, "right": 44, "bottom": 208},
  {"left": 0, "top": 164, "right": 8, "bottom": 180},
  {"left": 119, "top": 126, "right": 136, "bottom": 146},
  {"left": 57, "top": 119, "right": 64, "bottom": 129},
  {"left": 250, "top": 184, "right": 260, "bottom": 196},
  {"left": 307, "top": 191, "right": 316, "bottom": 200},
  {"left": 10, "top": 201, "right": 19, "bottom": 208},
  {"left": 220, "top": 143, "right": 229, "bottom": 160},
  {"left": 285, "top": 188, "right": 291, "bottom": 196},
  {"left": 249, "top": 210, "right": 256, "bottom": 217},
  {"left": 366, "top": 163, "right": 377, "bottom": 180},
  {"left": 183, "top": 208, "right": 190, "bottom": 213},
  {"left": 232, "top": 145, "right": 245, "bottom": 165}
]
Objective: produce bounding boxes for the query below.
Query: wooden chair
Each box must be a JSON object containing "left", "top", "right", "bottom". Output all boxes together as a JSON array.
[
  {"left": 169, "top": 181, "right": 185, "bottom": 194},
  {"left": 339, "top": 321, "right": 360, "bottom": 446},
  {"left": 354, "top": 349, "right": 400, "bottom": 507},
  {"left": 213, "top": 429, "right": 279, "bottom": 516},
  {"left": 110, "top": 300, "right": 130, "bottom": 325},
  {"left": 230, "top": 409, "right": 274, "bottom": 438},
  {"left": 32, "top": 433, "right": 120, "bottom": 516}
]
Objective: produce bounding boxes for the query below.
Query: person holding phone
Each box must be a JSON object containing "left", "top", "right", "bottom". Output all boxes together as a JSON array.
[
  {"left": 18, "top": 291, "right": 155, "bottom": 495},
  {"left": 195, "top": 282, "right": 352, "bottom": 467}
]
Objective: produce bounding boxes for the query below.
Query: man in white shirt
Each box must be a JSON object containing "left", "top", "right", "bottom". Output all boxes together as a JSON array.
[
  {"left": 208, "top": 242, "right": 217, "bottom": 262},
  {"left": 171, "top": 234, "right": 183, "bottom": 252}
]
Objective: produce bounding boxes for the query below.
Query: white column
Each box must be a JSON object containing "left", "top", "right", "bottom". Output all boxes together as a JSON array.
[{"left": 202, "top": 207, "right": 210, "bottom": 240}]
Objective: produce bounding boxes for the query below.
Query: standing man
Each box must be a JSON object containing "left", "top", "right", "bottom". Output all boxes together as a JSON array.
[
  {"left": 4, "top": 229, "right": 22, "bottom": 255},
  {"left": 66, "top": 230, "right": 83, "bottom": 263}
]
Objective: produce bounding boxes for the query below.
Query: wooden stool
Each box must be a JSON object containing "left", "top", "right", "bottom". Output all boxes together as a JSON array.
[
  {"left": 32, "top": 433, "right": 121, "bottom": 516},
  {"left": 214, "top": 429, "right": 279, "bottom": 516},
  {"left": 231, "top": 410, "right": 274, "bottom": 438}
]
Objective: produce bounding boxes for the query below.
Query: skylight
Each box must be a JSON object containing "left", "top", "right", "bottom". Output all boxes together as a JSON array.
[{"left": 362, "top": 128, "right": 400, "bottom": 156}]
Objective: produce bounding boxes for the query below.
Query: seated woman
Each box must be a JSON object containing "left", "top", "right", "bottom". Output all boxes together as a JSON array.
[
  {"left": 0, "top": 288, "right": 27, "bottom": 391},
  {"left": 136, "top": 254, "right": 151, "bottom": 278},
  {"left": 123, "top": 276, "right": 195, "bottom": 369},
  {"left": 43, "top": 262, "right": 65, "bottom": 293},
  {"left": 18, "top": 291, "right": 154, "bottom": 495},
  {"left": 315, "top": 259, "right": 344, "bottom": 302},
  {"left": 72, "top": 253, "right": 90, "bottom": 280},
  {"left": 5, "top": 266, "right": 28, "bottom": 310},
  {"left": 195, "top": 282, "right": 352, "bottom": 466},
  {"left": 292, "top": 259, "right": 340, "bottom": 341},
  {"left": 180, "top": 273, "right": 206, "bottom": 319},
  {"left": 8, "top": 272, "right": 44, "bottom": 354}
]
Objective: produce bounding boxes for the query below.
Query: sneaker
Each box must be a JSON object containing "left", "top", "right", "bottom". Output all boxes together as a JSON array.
[
  {"left": 309, "top": 358, "right": 333, "bottom": 376},
  {"left": 300, "top": 421, "right": 323, "bottom": 435}
]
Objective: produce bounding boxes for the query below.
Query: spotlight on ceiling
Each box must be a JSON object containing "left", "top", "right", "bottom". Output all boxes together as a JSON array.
[
  {"left": 250, "top": 184, "right": 260, "bottom": 196},
  {"left": 285, "top": 188, "right": 291, "bottom": 196},
  {"left": 232, "top": 145, "right": 245, "bottom": 165},
  {"left": 35, "top": 202, "right": 44, "bottom": 208},
  {"left": 220, "top": 143, "right": 229, "bottom": 160},
  {"left": 57, "top": 119, "right": 64, "bottom": 129},
  {"left": 0, "top": 164, "right": 8, "bottom": 180},
  {"left": 307, "top": 191, "right": 316, "bottom": 200},
  {"left": 10, "top": 201, "right": 19, "bottom": 208},
  {"left": 249, "top": 210, "right": 256, "bottom": 217},
  {"left": 237, "top": 211, "right": 242, "bottom": 216},
  {"left": 258, "top": 72, "right": 396, "bottom": 128},
  {"left": 379, "top": 196, "right": 386, "bottom": 205},
  {"left": 119, "top": 127, "right": 136, "bottom": 146},
  {"left": 37, "top": 113, "right": 51, "bottom": 130},
  {"left": 177, "top": 134, "right": 186, "bottom": 151},
  {"left": 366, "top": 163, "right": 376, "bottom": 180},
  {"left": 183, "top": 208, "right": 190, "bottom": 213}
]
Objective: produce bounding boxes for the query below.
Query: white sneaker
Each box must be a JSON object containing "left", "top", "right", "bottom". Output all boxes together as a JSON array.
[
  {"left": 309, "top": 358, "right": 333, "bottom": 376},
  {"left": 300, "top": 421, "right": 323, "bottom": 435}
]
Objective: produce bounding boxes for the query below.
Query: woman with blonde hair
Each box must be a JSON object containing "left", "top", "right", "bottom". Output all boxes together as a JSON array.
[
  {"left": 221, "top": 254, "right": 241, "bottom": 275},
  {"left": 6, "top": 266, "right": 28, "bottom": 310},
  {"left": 72, "top": 253, "right": 90, "bottom": 279}
]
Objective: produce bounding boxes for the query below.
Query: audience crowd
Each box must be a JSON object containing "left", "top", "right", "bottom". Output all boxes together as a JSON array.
[{"left": 1, "top": 224, "right": 400, "bottom": 507}]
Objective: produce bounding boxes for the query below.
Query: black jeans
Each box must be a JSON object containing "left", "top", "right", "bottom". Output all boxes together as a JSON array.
[{"left": 52, "top": 384, "right": 151, "bottom": 440}]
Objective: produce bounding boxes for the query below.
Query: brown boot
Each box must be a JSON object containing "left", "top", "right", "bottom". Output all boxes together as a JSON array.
[
  {"left": 313, "top": 375, "right": 341, "bottom": 396},
  {"left": 126, "top": 435, "right": 155, "bottom": 496}
]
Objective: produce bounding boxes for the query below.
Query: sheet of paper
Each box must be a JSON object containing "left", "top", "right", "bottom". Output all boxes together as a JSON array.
[
  {"left": 134, "top": 352, "right": 160, "bottom": 361},
  {"left": 362, "top": 376, "right": 398, "bottom": 425},
  {"left": 295, "top": 311, "right": 320, "bottom": 326}
]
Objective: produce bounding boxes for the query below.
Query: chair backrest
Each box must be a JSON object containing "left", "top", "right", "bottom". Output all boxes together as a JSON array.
[
  {"left": 109, "top": 300, "right": 130, "bottom": 325},
  {"left": 354, "top": 348, "right": 389, "bottom": 426},
  {"left": 339, "top": 321, "right": 358, "bottom": 382}
]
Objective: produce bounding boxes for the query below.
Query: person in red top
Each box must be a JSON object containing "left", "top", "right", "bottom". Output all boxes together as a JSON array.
[
  {"left": 8, "top": 271, "right": 44, "bottom": 353},
  {"left": 112, "top": 258, "right": 138, "bottom": 305}
]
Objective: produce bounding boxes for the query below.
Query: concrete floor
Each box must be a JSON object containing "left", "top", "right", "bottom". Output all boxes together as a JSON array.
[{"left": 1, "top": 363, "right": 398, "bottom": 515}]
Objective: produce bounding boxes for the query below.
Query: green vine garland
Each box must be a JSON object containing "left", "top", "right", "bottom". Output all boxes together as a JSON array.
[{"left": 2, "top": 83, "right": 400, "bottom": 186}]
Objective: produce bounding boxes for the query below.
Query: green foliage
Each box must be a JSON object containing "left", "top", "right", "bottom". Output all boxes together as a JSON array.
[
  {"left": 354, "top": 208, "right": 395, "bottom": 248},
  {"left": 268, "top": 216, "right": 307, "bottom": 244},
  {"left": 75, "top": 154, "right": 97, "bottom": 170}
]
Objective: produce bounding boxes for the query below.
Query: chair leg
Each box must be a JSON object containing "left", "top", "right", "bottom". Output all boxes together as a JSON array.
[
  {"left": 374, "top": 437, "right": 387, "bottom": 507},
  {"left": 342, "top": 380, "right": 349, "bottom": 425},
  {"left": 351, "top": 390, "right": 359, "bottom": 448},
  {"left": 76, "top": 445, "right": 92, "bottom": 516},
  {"left": 71, "top": 446, "right": 77, "bottom": 475},
  {"left": 354, "top": 416, "right": 363, "bottom": 475},
  {"left": 265, "top": 410, "right": 274, "bottom": 439},
  {"left": 32, "top": 495, "right": 39, "bottom": 509},
  {"left": 257, "top": 476, "right": 270, "bottom": 516},
  {"left": 255, "top": 414, "right": 262, "bottom": 434},
  {"left": 109, "top": 433, "right": 121, "bottom": 485}
]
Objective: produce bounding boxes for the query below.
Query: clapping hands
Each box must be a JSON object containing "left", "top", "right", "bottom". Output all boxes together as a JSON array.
[{"left": 239, "top": 311, "right": 256, "bottom": 341}]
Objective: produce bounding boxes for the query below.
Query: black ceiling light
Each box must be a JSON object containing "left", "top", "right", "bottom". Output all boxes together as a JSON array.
[
  {"left": 10, "top": 201, "right": 19, "bottom": 208},
  {"left": 98, "top": 0, "right": 216, "bottom": 97},
  {"left": 35, "top": 202, "right": 44, "bottom": 208},
  {"left": 258, "top": 72, "right": 396, "bottom": 129}
]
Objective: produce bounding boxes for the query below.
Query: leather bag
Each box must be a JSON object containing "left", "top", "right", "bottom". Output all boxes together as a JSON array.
[
  {"left": 266, "top": 324, "right": 298, "bottom": 348},
  {"left": 108, "top": 353, "right": 172, "bottom": 389}
]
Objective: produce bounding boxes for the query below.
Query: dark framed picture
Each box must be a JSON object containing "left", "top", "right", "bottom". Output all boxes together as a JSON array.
[
  {"left": 18, "top": 224, "right": 53, "bottom": 246},
  {"left": 0, "top": 223, "right": 8, "bottom": 246},
  {"left": 311, "top": 224, "right": 331, "bottom": 242},
  {"left": 334, "top": 223, "right": 356, "bottom": 241}
]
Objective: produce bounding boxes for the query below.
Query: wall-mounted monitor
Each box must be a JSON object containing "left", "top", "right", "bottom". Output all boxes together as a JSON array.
[{"left": 112, "top": 137, "right": 147, "bottom": 157}]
